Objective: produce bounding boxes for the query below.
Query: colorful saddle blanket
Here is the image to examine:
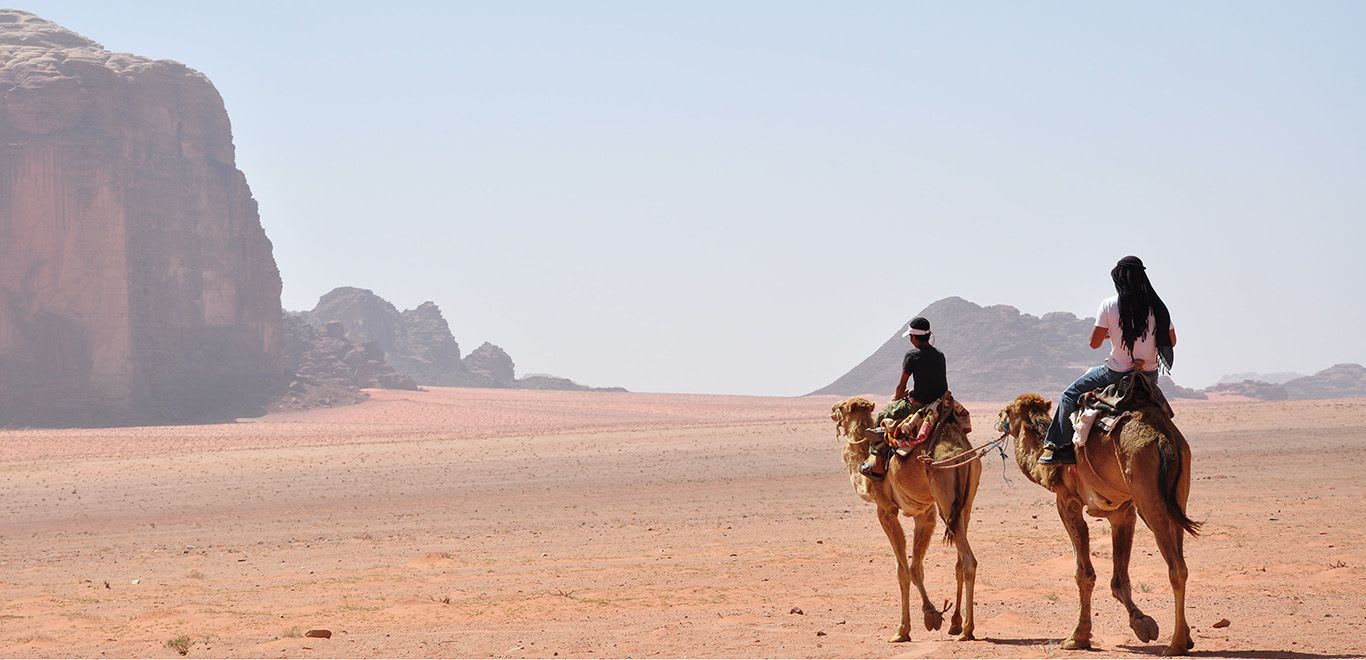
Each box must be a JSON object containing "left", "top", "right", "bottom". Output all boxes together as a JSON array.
[{"left": 887, "top": 392, "right": 972, "bottom": 456}]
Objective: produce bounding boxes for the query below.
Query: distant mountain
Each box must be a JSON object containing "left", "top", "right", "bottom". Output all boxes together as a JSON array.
[
  {"left": 1199, "top": 364, "right": 1366, "bottom": 401},
  {"left": 1205, "top": 380, "right": 1288, "bottom": 401},
  {"left": 301, "top": 287, "right": 621, "bottom": 392},
  {"left": 812, "top": 296, "right": 1205, "bottom": 401},
  {"left": 1217, "top": 371, "right": 1304, "bottom": 385},
  {"left": 1283, "top": 364, "right": 1366, "bottom": 400}
]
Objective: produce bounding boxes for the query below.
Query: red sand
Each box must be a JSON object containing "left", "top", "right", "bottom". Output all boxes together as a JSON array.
[{"left": 1, "top": 387, "right": 1363, "bottom": 657}]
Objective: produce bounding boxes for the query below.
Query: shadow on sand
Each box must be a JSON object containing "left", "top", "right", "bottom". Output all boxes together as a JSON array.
[{"left": 1117, "top": 644, "right": 1353, "bottom": 658}]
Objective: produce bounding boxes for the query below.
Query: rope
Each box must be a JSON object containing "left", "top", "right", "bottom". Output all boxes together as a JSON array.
[{"left": 919, "top": 432, "right": 1009, "bottom": 470}]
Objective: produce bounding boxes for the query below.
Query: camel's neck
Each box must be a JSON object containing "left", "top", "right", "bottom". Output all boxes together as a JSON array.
[
  {"left": 840, "top": 414, "right": 875, "bottom": 475},
  {"left": 1013, "top": 420, "right": 1056, "bottom": 489}
]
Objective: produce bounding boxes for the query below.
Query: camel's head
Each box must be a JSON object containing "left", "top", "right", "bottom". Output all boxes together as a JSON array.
[
  {"left": 831, "top": 396, "right": 876, "bottom": 442},
  {"left": 998, "top": 393, "right": 1053, "bottom": 439}
]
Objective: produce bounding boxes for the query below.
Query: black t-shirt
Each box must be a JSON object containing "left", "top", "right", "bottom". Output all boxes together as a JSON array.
[{"left": 903, "top": 345, "right": 948, "bottom": 404}]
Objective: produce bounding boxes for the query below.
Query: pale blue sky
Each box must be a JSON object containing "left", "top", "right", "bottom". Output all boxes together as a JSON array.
[{"left": 14, "top": 1, "right": 1366, "bottom": 395}]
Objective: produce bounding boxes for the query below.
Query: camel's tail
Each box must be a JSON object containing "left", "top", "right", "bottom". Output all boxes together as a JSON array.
[
  {"left": 1158, "top": 429, "right": 1202, "bottom": 537},
  {"left": 940, "top": 461, "right": 973, "bottom": 544}
]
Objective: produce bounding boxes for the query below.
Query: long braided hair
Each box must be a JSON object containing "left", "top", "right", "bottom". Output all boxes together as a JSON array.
[{"left": 1111, "top": 256, "right": 1174, "bottom": 372}]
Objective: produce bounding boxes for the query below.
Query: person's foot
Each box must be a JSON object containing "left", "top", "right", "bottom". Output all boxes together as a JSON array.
[
  {"left": 859, "top": 458, "right": 886, "bottom": 480},
  {"left": 1038, "top": 444, "right": 1076, "bottom": 465}
]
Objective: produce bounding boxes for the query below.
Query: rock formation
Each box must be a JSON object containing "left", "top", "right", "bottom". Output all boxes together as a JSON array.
[
  {"left": 1282, "top": 363, "right": 1366, "bottom": 400},
  {"left": 0, "top": 11, "right": 282, "bottom": 425},
  {"left": 463, "top": 342, "right": 515, "bottom": 388},
  {"left": 1204, "top": 379, "right": 1289, "bottom": 401},
  {"left": 1216, "top": 371, "right": 1304, "bottom": 385},
  {"left": 276, "top": 315, "right": 417, "bottom": 410},
  {"left": 301, "top": 286, "right": 620, "bottom": 391},
  {"left": 813, "top": 296, "right": 1204, "bottom": 401}
]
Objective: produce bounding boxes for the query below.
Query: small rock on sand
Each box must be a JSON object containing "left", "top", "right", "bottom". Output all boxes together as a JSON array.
[
  {"left": 305, "top": 629, "right": 332, "bottom": 639},
  {"left": 1213, "top": 619, "right": 1231, "bottom": 628},
  {"left": 789, "top": 607, "right": 804, "bottom": 615}
]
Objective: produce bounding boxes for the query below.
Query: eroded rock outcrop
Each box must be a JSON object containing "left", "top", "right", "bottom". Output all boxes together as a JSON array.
[
  {"left": 0, "top": 11, "right": 282, "bottom": 425},
  {"left": 276, "top": 316, "right": 417, "bottom": 410},
  {"left": 463, "top": 342, "right": 515, "bottom": 388},
  {"left": 302, "top": 286, "right": 620, "bottom": 391}
]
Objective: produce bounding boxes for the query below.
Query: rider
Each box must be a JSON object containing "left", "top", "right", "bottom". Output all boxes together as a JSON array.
[
  {"left": 859, "top": 316, "right": 948, "bottom": 480},
  {"left": 1039, "top": 255, "right": 1176, "bottom": 465}
]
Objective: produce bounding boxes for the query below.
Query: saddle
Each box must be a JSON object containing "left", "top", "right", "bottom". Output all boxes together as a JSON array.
[
  {"left": 888, "top": 392, "right": 972, "bottom": 457},
  {"left": 1070, "top": 372, "right": 1173, "bottom": 446}
]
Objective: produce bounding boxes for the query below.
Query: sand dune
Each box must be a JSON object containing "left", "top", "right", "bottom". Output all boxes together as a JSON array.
[{"left": 1, "top": 387, "right": 1363, "bottom": 657}]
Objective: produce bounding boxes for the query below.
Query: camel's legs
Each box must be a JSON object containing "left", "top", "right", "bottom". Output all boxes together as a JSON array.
[
  {"left": 948, "top": 514, "right": 977, "bottom": 641},
  {"left": 1057, "top": 494, "right": 1096, "bottom": 650},
  {"left": 876, "top": 506, "right": 913, "bottom": 642},
  {"left": 1152, "top": 517, "right": 1192, "bottom": 656},
  {"left": 1131, "top": 455, "right": 1194, "bottom": 656},
  {"left": 910, "top": 509, "right": 944, "bottom": 633},
  {"left": 1108, "top": 504, "right": 1160, "bottom": 643}
]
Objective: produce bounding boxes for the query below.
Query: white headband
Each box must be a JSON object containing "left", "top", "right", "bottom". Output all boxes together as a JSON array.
[{"left": 902, "top": 326, "right": 931, "bottom": 337}]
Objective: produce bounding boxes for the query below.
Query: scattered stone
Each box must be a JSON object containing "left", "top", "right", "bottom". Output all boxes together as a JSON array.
[
  {"left": 816, "top": 630, "right": 827, "bottom": 636},
  {"left": 305, "top": 629, "right": 332, "bottom": 639},
  {"left": 790, "top": 607, "right": 804, "bottom": 615},
  {"left": 1212, "top": 619, "right": 1231, "bottom": 629}
]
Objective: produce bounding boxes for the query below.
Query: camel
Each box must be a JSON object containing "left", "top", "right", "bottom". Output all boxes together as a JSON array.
[
  {"left": 997, "top": 392, "right": 1201, "bottom": 656},
  {"left": 831, "top": 397, "right": 982, "bottom": 643}
]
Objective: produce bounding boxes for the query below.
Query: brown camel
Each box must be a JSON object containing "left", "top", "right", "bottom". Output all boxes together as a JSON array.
[
  {"left": 998, "top": 393, "right": 1201, "bottom": 656},
  {"left": 831, "top": 397, "right": 982, "bottom": 643}
]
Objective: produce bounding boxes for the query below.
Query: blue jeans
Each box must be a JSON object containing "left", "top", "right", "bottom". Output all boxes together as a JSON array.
[{"left": 1044, "top": 365, "right": 1132, "bottom": 449}]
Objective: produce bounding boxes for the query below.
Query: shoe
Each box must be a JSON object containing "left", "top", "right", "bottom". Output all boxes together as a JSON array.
[
  {"left": 866, "top": 427, "right": 887, "bottom": 435},
  {"left": 858, "top": 460, "right": 886, "bottom": 481},
  {"left": 1038, "top": 444, "right": 1076, "bottom": 465}
]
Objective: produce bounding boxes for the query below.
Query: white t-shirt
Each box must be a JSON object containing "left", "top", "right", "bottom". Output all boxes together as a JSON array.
[{"left": 1095, "top": 295, "right": 1173, "bottom": 373}]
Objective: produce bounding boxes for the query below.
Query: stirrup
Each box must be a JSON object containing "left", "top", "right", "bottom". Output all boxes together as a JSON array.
[{"left": 1038, "top": 444, "right": 1076, "bottom": 465}]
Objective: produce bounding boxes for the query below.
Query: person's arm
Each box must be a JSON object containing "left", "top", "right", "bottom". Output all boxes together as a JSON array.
[
  {"left": 1089, "top": 326, "right": 1108, "bottom": 350},
  {"left": 893, "top": 371, "right": 910, "bottom": 401}
]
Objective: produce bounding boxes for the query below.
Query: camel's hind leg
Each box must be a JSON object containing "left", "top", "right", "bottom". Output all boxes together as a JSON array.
[
  {"left": 1057, "top": 494, "right": 1096, "bottom": 650},
  {"left": 909, "top": 509, "right": 944, "bottom": 633},
  {"left": 1107, "top": 504, "right": 1160, "bottom": 643},
  {"left": 876, "top": 506, "right": 913, "bottom": 642},
  {"left": 1132, "top": 465, "right": 1194, "bottom": 654},
  {"left": 947, "top": 466, "right": 979, "bottom": 641},
  {"left": 947, "top": 513, "right": 977, "bottom": 640}
]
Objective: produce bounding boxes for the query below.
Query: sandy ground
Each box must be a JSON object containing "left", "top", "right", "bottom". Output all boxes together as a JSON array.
[{"left": 2, "top": 387, "right": 1364, "bottom": 658}]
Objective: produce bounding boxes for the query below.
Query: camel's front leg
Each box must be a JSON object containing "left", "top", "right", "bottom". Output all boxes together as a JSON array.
[
  {"left": 876, "top": 506, "right": 913, "bottom": 642},
  {"left": 1057, "top": 494, "right": 1096, "bottom": 650},
  {"left": 1108, "top": 504, "right": 1159, "bottom": 643},
  {"left": 909, "top": 509, "right": 943, "bottom": 633}
]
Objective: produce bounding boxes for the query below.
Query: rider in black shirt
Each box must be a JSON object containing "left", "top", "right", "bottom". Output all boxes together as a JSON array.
[{"left": 860, "top": 316, "right": 949, "bottom": 480}]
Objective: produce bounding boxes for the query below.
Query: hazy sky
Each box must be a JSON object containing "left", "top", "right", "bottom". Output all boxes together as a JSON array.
[{"left": 16, "top": 1, "right": 1366, "bottom": 395}]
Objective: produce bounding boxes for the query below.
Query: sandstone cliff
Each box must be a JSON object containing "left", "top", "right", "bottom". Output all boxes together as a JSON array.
[
  {"left": 813, "top": 296, "right": 1204, "bottom": 401},
  {"left": 0, "top": 11, "right": 282, "bottom": 425}
]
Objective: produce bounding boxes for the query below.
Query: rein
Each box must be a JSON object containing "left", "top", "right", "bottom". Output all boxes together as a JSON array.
[{"left": 919, "top": 432, "right": 1009, "bottom": 470}]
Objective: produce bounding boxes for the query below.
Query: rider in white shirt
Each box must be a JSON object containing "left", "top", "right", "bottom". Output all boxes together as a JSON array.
[{"left": 1039, "top": 256, "right": 1177, "bottom": 465}]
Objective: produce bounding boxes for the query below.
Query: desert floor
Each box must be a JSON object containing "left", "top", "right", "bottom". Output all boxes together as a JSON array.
[{"left": 2, "top": 387, "right": 1364, "bottom": 658}]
